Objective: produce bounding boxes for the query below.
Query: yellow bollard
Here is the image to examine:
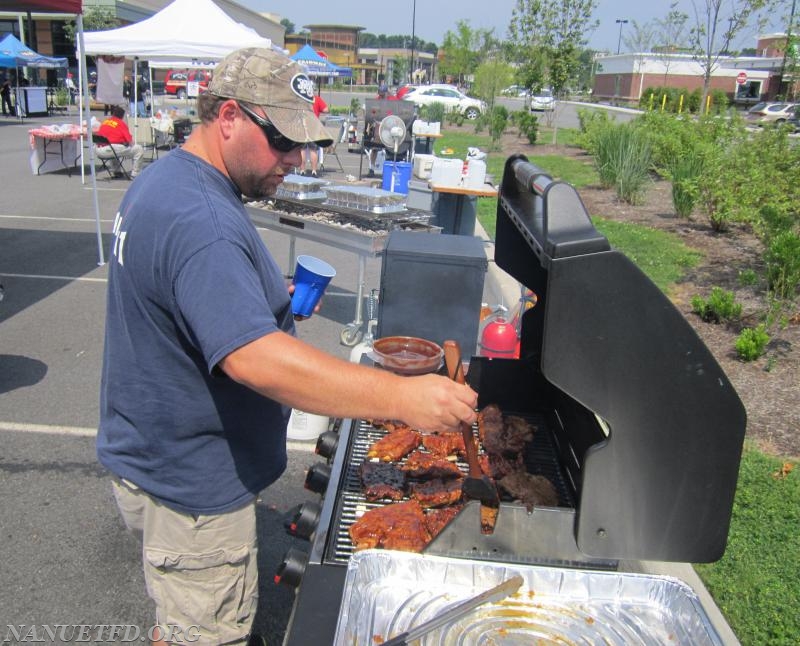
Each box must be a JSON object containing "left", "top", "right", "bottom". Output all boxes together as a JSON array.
[
  {"left": 678, "top": 94, "right": 684, "bottom": 114},
  {"left": 661, "top": 94, "right": 667, "bottom": 112},
  {"left": 649, "top": 92, "right": 654, "bottom": 110},
  {"left": 705, "top": 95, "right": 711, "bottom": 114}
]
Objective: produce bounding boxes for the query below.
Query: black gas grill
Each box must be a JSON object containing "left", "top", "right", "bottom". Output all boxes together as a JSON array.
[{"left": 277, "top": 155, "right": 747, "bottom": 645}]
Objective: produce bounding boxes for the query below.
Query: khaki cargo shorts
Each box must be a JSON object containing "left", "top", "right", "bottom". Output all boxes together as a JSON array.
[{"left": 112, "top": 478, "right": 258, "bottom": 645}]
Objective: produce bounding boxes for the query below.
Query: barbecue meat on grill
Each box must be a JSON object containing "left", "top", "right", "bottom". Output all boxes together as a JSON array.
[
  {"left": 498, "top": 471, "right": 559, "bottom": 510},
  {"left": 402, "top": 450, "right": 462, "bottom": 479},
  {"left": 425, "top": 505, "right": 463, "bottom": 539},
  {"left": 479, "top": 452, "right": 525, "bottom": 479},
  {"left": 479, "top": 406, "right": 535, "bottom": 456},
  {"left": 410, "top": 477, "right": 464, "bottom": 508},
  {"left": 349, "top": 500, "right": 431, "bottom": 552},
  {"left": 367, "top": 428, "right": 421, "bottom": 462},
  {"left": 421, "top": 432, "right": 466, "bottom": 458},
  {"left": 369, "top": 419, "right": 415, "bottom": 433},
  {"left": 360, "top": 461, "right": 406, "bottom": 501}
]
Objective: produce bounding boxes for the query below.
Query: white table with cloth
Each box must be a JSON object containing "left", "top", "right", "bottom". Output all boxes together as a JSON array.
[{"left": 28, "top": 124, "right": 86, "bottom": 176}]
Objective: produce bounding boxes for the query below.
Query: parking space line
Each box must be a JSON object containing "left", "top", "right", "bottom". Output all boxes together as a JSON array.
[
  {"left": 0, "top": 214, "right": 115, "bottom": 223},
  {"left": 1, "top": 272, "right": 107, "bottom": 283},
  {"left": 0, "top": 421, "right": 315, "bottom": 451}
]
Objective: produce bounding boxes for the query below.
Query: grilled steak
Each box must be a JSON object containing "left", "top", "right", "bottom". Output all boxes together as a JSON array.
[
  {"left": 349, "top": 500, "right": 431, "bottom": 552},
  {"left": 402, "top": 450, "right": 462, "bottom": 480},
  {"left": 421, "top": 431, "right": 466, "bottom": 458},
  {"left": 479, "top": 452, "right": 525, "bottom": 479},
  {"left": 498, "top": 471, "right": 559, "bottom": 510},
  {"left": 410, "top": 477, "right": 464, "bottom": 508},
  {"left": 367, "top": 428, "right": 421, "bottom": 462},
  {"left": 477, "top": 404, "right": 503, "bottom": 444},
  {"left": 479, "top": 406, "right": 535, "bottom": 457},
  {"left": 360, "top": 460, "right": 406, "bottom": 501}
]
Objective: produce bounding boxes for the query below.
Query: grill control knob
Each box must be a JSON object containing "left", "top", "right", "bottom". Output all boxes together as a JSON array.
[
  {"left": 274, "top": 547, "right": 308, "bottom": 588},
  {"left": 304, "top": 462, "right": 331, "bottom": 494},
  {"left": 315, "top": 431, "right": 339, "bottom": 460},
  {"left": 288, "top": 501, "right": 321, "bottom": 540}
]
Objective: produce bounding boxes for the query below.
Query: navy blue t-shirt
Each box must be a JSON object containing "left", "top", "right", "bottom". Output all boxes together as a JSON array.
[{"left": 98, "top": 148, "right": 295, "bottom": 514}]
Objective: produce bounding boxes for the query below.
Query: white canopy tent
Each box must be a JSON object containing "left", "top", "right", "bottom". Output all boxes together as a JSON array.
[{"left": 75, "top": 0, "right": 276, "bottom": 264}]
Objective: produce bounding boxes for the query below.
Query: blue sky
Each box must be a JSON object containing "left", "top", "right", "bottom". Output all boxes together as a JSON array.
[{"left": 239, "top": 0, "right": 788, "bottom": 53}]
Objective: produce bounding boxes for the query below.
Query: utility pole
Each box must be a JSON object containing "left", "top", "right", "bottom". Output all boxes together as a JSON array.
[
  {"left": 410, "top": 0, "right": 416, "bottom": 84},
  {"left": 616, "top": 19, "right": 628, "bottom": 55}
]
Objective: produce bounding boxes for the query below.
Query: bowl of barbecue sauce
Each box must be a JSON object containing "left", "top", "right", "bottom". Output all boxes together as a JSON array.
[{"left": 370, "top": 336, "right": 444, "bottom": 375}]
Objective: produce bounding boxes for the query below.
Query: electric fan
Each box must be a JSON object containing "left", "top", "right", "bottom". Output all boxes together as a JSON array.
[{"left": 377, "top": 115, "right": 407, "bottom": 192}]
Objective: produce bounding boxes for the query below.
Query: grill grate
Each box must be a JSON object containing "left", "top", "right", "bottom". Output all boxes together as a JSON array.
[{"left": 324, "top": 413, "right": 576, "bottom": 565}]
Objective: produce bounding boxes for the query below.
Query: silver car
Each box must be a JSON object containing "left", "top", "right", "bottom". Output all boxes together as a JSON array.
[{"left": 529, "top": 88, "right": 556, "bottom": 112}]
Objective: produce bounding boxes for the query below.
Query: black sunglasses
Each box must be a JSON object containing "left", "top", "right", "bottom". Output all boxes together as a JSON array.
[{"left": 237, "top": 102, "right": 305, "bottom": 153}]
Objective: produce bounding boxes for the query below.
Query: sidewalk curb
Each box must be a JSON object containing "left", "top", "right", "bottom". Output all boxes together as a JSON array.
[{"left": 475, "top": 222, "right": 740, "bottom": 646}]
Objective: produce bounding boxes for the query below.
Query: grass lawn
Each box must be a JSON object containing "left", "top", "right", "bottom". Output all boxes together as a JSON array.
[{"left": 436, "top": 122, "right": 800, "bottom": 645}]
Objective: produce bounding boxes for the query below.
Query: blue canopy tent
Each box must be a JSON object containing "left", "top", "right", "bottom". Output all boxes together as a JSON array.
[
  {"left": 0, "top": 33, "right": 67, "bottom": 117},
  {"left": 290, "top": 44, "right": 351, "bottom": 78}
]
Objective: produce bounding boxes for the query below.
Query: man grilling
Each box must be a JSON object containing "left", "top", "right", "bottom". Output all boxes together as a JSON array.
[{"left": 97, "top": 47, "right": 477, "bottom": 645}]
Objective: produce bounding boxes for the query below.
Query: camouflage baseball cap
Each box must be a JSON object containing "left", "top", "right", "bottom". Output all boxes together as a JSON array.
[{"left": 208, "top": 47, "right": 332, "bottom": 147}]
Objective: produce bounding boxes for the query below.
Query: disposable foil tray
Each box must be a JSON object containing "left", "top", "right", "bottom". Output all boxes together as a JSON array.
[
  {"left": 324, "top": 185, "right": 406, "bottom": 214},
  {"left": 334, "top": 551, "right": 723, "bottom": 645},
  {"left": 276, "top": 173, "right": 328, "bottom": 200}
]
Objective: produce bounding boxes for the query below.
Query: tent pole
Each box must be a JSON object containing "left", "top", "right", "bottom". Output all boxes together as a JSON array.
[{"left": 77, "top": 13, "right": 105, "bottom": 267}]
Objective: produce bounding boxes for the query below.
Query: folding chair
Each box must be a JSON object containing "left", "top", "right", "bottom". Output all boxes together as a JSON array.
[{"left": 92, "top": 133, "right": 131, "bottom": 180}]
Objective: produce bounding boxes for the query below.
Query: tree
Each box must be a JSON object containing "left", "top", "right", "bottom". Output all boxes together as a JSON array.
[
  {"left": 439, "top": 20, "right": 496, "bottom": 85},
  {"left": 507, "top": 0, "right": 598, "bottom": 96},
  {"left": 280, "top": 18, "right": 295, "bottom": 35},
  {"left": 623, "top": 20, "right": 658, "bottom": 53},
  {"left": 63, "top": 5, "right": 119, "bottom": 45},
  {"left": 473, "top": 58, "right": 514, "bottom": 109},
  {"left": 687, "top": 0, "right": 767, "bottom": 109},
  {"left": 653, "top": 3, "right": 690, "bottom": 84}
]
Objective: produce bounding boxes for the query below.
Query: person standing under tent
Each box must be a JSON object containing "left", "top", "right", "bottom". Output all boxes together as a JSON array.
[{"left": 299, "top": 89, "right": 328, "bottom": 176}]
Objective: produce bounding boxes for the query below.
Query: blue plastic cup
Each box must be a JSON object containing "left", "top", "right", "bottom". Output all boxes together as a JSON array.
[{"left": 291, "top": 255, "right": 336, "bottom": 318}]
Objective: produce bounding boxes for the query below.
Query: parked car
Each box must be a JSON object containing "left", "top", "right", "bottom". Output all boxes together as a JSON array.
[
  {"left": 502, "top": 84, "right": 529, "bottom": 98},
  {"left": 164, "top": 69, "right": 212, "bottom": 99},
  {"left": 746, "top": 101, "right": 797, "bottom": 125},
  {"left": 406, "top": 84, "right": 486, "bottom": 119},
  {"left": 787, "top": 106, "right": 800, "bottom": 133},
  {"left": 529, "top": 88, "right": 556, "bottom": 111}
]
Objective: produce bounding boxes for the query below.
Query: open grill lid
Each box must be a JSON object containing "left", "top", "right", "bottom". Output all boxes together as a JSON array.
[{"left": 493, "top": 155, "right": 747, "bottom": 563}]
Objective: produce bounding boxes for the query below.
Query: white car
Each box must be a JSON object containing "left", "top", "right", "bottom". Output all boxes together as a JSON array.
[
  {"left": 407, "top": 84, "right": 486, "bottom": 120},
  {"left": 529, "top": 88, "right": 556, "bottom": 111}
]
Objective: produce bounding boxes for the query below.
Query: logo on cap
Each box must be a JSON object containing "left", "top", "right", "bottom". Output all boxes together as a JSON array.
[{"left": 291, "top": 74, "right": 315, "bottom": 103}]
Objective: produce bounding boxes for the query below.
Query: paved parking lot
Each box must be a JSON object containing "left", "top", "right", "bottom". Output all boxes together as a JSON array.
[{"left": 0, "top": 108, "right": 508, "bottom": 643}]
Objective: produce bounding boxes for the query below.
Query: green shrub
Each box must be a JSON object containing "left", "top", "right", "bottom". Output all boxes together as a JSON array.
[
  {"left": 738, "top": 269, "right": 759, "bottom": 287},
  {"left": 593, "top": 123, "right": 653, "bottom": 204},
  {"left": 515, "top": 111, "right": 539, "bottom": 144},
  {"left": 574, "top": 108, "right": 612, "bottom": 154},
  {"left": 735, "top": 325, "right": 771, "bottom": 361},
  {"left": 669, "top": 148, "right": 704, "bottom": 218},
  {"left": 691, "top": 287, "right": 743, "bottom": 323},
  {"left": 420, "top": 102, "right": 446, "bottom": 124},
  {"left": 765, "top": 230, "right": 800, "bottom": 301},
  {"left": 487, "top": 105, "right": 509, "bottom": 151}
]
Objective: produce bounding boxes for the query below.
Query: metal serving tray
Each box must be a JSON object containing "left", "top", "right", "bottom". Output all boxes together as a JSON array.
[
  {"left": 276, "top": 173, "right": 328, "bottom": 200},
  {"left": 334, "top": 551, "right": 723, "bottom": 645},
  {"left": 324, "top": 185, "right": 406, "bottom": 214}
]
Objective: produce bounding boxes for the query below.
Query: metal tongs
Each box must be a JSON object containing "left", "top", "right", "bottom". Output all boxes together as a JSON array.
[
  {"left": 443, "top": 340, "right": 500, "bottom": 534},
  {"left": 381, "top": 575, "right": 524, "bottom": 645}
]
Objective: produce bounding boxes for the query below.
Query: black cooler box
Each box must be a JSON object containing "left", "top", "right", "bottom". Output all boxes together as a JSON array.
[{"left": 377, "top": 231, "right": 487, "bottom": 355}]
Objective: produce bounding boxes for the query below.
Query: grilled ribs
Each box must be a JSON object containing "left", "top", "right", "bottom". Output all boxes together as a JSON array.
[
  {"left": 425, "top": 505, "right": 463, "bottom": 539},
  {"left": 410, "top": 477, "right": 464, "bottom": 508},
  {"left": 402, "top": 450, "right": 462, "bottom": 480},
  {"left": 367, "top": 428, "right": 421, "bottom": 462},
  {"left": 421, "top": 431, "right": 466, "bottom": 458},
  {"left": 498, "top": 471, "right": 559, "bottom": 510},
  {"left": 360, "top": 461, "right": 406, "bottom": 501},
  {"left": 349, "top": 500, "right": 431, "bottom": 552}
]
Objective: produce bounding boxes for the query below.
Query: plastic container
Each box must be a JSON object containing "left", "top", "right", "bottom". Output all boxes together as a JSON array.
[
  {"left": 430, "top": 158, "right": 463, "bottom": 187},
  {"left": 287, "top": 409, "right": 329, "bottom": 441},
  {"left": 412, "top": 153, "right": 436, "bottom": 179},
  {"left": 464, "top": 159, "right": 487, "bottom": 188},
  {"left": 381, "top": 160, "right": 412, "bottom": 194}
]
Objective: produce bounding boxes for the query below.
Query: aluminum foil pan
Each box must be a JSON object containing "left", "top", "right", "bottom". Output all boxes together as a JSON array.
[
  {"left": 324, "top": 185, "right": 406, "bottom": 214},
  {"left": 276, "top": 173, "right": 328, "bottom": 200},
  {"left": 334, "top": 550, "right": 723, "bottom": 645}
]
